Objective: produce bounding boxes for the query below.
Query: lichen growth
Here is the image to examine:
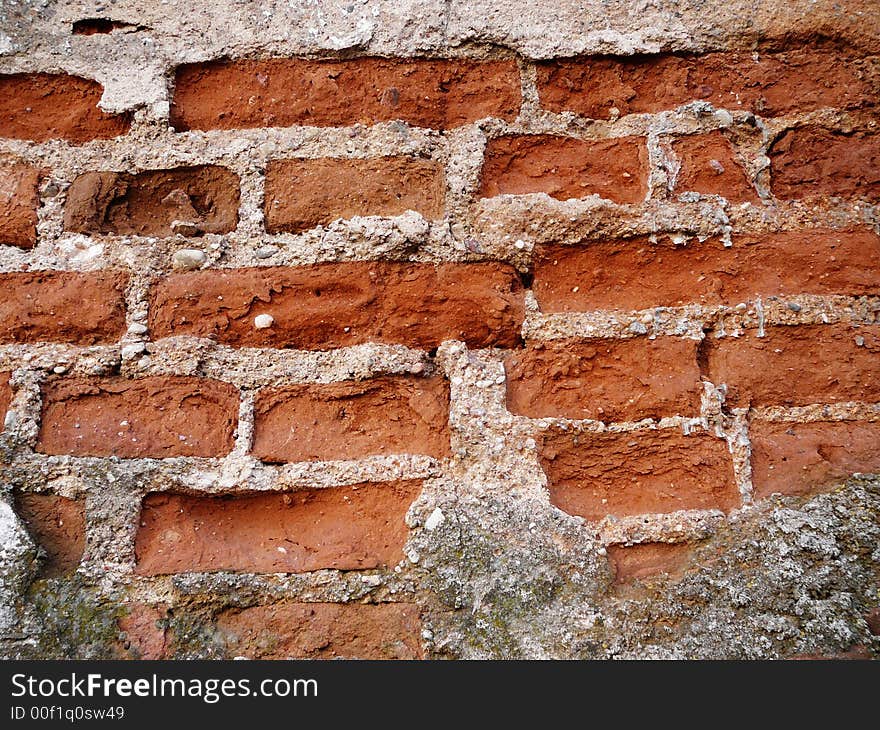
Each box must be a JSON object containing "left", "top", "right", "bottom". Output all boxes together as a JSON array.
[
  {"left": 410, "top": 478, "right": 880, "bottom": 659},
  {"left": 18, "top": 577, "right": 123, "bottom": 659}
]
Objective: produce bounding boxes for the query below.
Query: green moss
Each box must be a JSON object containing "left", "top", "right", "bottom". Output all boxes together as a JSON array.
[
  {"left": 165, "top": 608, "right": 226, "bottom": 659},
  {"left": 28, "top": 577, "right": 122, "bottom": 659}
]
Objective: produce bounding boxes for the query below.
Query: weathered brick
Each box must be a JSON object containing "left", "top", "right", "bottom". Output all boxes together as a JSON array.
[
  {"left": 252, "top": 376, "right": 450, "bottom": 463},
  {"left": 0, "top": 73, "right": 131, "bottom": 143},
  {"left": 750, "top": 420, "right": 880, "bottom": 499},
  {"left": 505, "top": 338, "right": 701, "bottom": 422},
  {"left": 171, "top": 58, "right": 521, "bottom": 131},
  {"left": 536, "top": 50, "right": 879, "bottom": 119},
  {"left": 264, "top": 156, "right": 445, "bottom": 233},
  {"left": 0, "top": 270, "right": 127, "bottom": 344},
  {"left": 149, "top": 262, "right": 524, "bottom": 350},
  {"left": 0, "top": 164, "right": 40, "bottom": 248},
  {"left": 117, "top": 604, "right": 169, "bottom": 660},
  {"left": 606, "top": 542, "right": 698, "bottom": 583},
  {"left": 63, "top": 165, "right": 240, "bottom": 237},
  {"left": 13, "top": 493, "right": 85, "bottom": 577},
  {"left": 866, "top": 608, "right": 880, "bottom": 637},
  {"left": 134, "top": 481, "right": 422, "bottom": 574},
  {"left": 37, "top": 376, "right": 239, "bottom": 458},
  {"left": 706, "top": 324, "right": 880, "bottom": 407},
  {"left": 769, "top": 126, "right": 880, "bottom": 200},
  {"left": 479, "top": 135, "right": 647, "bottom": 204},
  {"left": 217, "top": 603, "right": 422, "bottom": 659},
  {"left": 532, "top": 229, "right": 880, "bottom": 312},
  {"left": 671, "top": 132, "right": 758, "bottom": 202},
  {"left": 539, "top": 428, "right": 740, "bottom": 521}
]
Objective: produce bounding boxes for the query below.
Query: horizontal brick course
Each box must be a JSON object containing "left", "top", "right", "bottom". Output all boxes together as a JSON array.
[
  {"left": 770, "top": 127, "right": 880, "bottom": 200},
  {"left": 532, "top": 229, "right": 880, "bottom": 312},
  {"left": 505, "top": 338, "right": 701, "bottom": 422},
  {"left": 0, "top": 271, "right": 127, "bottom": 345},
  {"left": 217, "top": 603, "right": 422, "bottom": 659},
  {"left": 479, "top": 135, "right": 648, "bottom": 204},
  {"left": 252, "top": 376, "right": 450, "bottom": 463},
  {"left": 264, "top": 156, "right": 445, "bottom": 233},
  {"left": 37, "top": 376, "right": 239, "bottom": 458},
  {"left": 670, "top": 132, "right": 758, "bottom": 202},
  {"left": 149, "top": 262, "right": 524, "bottom": 350},
  {"left": 706, "top": 324, "right": 880, "bottom": 407},
  {"left": 134, "top": 481, "right": 422, "bottom": 574},
  {"left": 606, "top": 542, "right": 698, "bottom": 583},
  {"left": 171, "top": 58, "right": 521, "bottom": 131},
  {"left": 63, "top": 165, "right": 240, "bottom": 237},
  {"left": 539, "top": 428, "right": 740, "bottom": 521},
  {"left": 535, "top": 50, "right": 879, "bottom": 119},
  {"left": 750, "top": 420, "right": 880, "bottom": 499},
  {"left": 0, "top": 73, "right": 131, "bottom": 143}
]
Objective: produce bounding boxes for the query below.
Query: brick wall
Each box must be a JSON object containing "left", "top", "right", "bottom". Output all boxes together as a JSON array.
[{"left": 1, "top": 0, "right": 878, "bottom": 660}]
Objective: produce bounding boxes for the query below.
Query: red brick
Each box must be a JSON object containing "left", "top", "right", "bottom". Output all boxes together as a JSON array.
[
  {"left": 0, "top": 270, "right": 127, "bottom": 345},
  {"left": 37, "top": 376, "right": 239, "bottom": 458},
  {"left": 750, "top": 420, "right": 880, "bottom": 499},
  {"left": 217, "top": 603, "right": 422, "bottom": 660},
  {"left": 0, "top": 372, "right": 10, "bottom": 428},
  {"left": 149, "top": 262, "right": 524, "bottom": 350},
  {"left": 671, "top": 132, "right": 758, "bottom": 202},
  {"left": 536, "top": 50, "right": 879, "bottom": 119},
  {"left": 769, "top": 126, "right": 880, "bottom": 200},
  {"left": 532, "top": 228, "right": 880, "bottom": 312},
  {"left": 252, "top": 376, "right": 450, "bottom": 463},
  {"left": 264, "top": 156, "right": 445, "bottom": 233},
  {"left": 134, "top": 481, "right": 422, "bottom": 575},
  {"left": 606, "top": 542, "right": 697, "bottom": 583},
  {"left": 479, "top": 135, "right": 647, "bottom": 204},
  {"left": 13, "top": 493, "right": 85, "bottom": 577},
  {"left": 706, "top": 324, "right": 880, "bottom": 407},
  {"left": 866, "top": 608, "right": 880, "bottom": 636},
  {"left": 63, "top": 166, "right": 240, "bottom": 237},
  {"left": 171, "top": 58, "right": 521, "bottom": 131},
  {"left": 539, "top": 428, "right": 740, "bottom": 521},
  {"left": 117, "top": 604, "right": 169, "bottom": 660},
  {"left": 505, "top": 338, "right": 701, "bottom": 422},
  {"left": 0, "top": 73, "right": 130, "bottom": 143},
  {"left": 0, "top": 164, "right": 40, "bottom": 248}
]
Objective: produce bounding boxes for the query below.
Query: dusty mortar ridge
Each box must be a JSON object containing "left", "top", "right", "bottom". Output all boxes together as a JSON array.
[{"left": 0, "top": 1, "right": 879, "bottom": 659}]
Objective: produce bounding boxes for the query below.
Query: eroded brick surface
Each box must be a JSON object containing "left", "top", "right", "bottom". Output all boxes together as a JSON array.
[
  {"left": 149, "top": 263, "right": 524, "bottom": 350},
  {"left": 532, "top": 229, "right": 880, "bottom": 312},
  {"left": 37, "top": 377, "right": 239, "bottom": 458},
  {"left": 134, "top": 481, "right": 422, "bottom": 575},
  {"left": 538, "top": 428, "right": 740, "bottom": 521},
  {"left": 13, "top": 494, "right": 86, "bottom": 578},
  {"left": 216, "top": 603, "right": 422, "bottom": 659},
  {"left": 253, "top": 376, "right": 450, "bottom": 462},
  {"left": 171, "top": 58, "right": 521, "bottom": 130}
]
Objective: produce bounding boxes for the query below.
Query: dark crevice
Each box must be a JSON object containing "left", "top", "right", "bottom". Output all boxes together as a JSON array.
[
  {"left": 696, "top": 327, "right": 712, "bottom": 380},
  {"left": 72, "top": 19, "right": 149, "bottom": 35}
]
